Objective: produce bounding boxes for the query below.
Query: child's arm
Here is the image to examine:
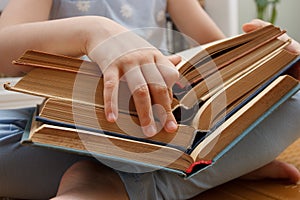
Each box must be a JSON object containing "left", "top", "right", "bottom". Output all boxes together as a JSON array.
[
  {"left": 0, "top": 0, "right": 54, "bottom": 75},
  {"left": 0, "top": 0, "right": 179, "bottom": 137},
  {"left": 167, "top": 0, "right": 225, "bottom": 45}
]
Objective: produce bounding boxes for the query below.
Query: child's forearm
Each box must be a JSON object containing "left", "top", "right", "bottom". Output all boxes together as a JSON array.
[
  {"left": 168, "top": 0, "right": 225, "bottom": 45},
  {"left": 0, "top": 16, "right": 127, "bottom": 76},
  {"left": 0, "top": 15, "right": 179, "bottom": 137}
]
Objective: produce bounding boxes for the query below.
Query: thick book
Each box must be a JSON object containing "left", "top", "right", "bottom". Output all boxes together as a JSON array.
[
  {"left": 3, "top": 25, "right": 300, "bottom": 177},
  {"left": 19, "top": 75, "right": 300, "bottom": 176}
]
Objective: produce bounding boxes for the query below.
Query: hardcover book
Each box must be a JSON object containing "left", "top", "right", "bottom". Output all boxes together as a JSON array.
[{"left": 4, "top": 25, "right": 300, "bottom": 177}]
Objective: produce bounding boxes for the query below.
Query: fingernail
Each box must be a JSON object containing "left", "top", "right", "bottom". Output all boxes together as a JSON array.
[
  {"left": 107, "top": 112, "right": 116, "bottom": 122},
  {"left": 166, "top": 121, "right": 177, "bottom": 132},
  {"left": 143, "top": 125, "right": 157, "bottom": 137}
]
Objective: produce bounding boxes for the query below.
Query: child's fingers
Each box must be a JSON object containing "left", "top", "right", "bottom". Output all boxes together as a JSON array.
[{"left": 242, "top": 19, "right": 271, "bottom": 33}]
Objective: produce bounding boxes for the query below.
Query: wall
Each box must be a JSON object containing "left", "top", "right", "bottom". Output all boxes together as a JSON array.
[{"left": 238, "top": 0, "right": 300, "bottom": 42}]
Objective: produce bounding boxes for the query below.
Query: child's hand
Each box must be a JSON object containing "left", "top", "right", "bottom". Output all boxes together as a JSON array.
[
  {"left": 89, "top": 29, "right": 179, "bottom": 137},
  {"left": 242, "top": 19, "right": 300, "bottom": 80}
]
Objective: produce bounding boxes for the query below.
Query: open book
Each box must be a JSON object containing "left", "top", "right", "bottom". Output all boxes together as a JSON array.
[{"left": 4, "top": 25, "right": 300, "bottom": 176}]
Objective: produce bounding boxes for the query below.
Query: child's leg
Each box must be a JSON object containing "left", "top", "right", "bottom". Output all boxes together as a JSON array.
[
  {"left": 156, "top": 91, "right": 300, "bottom": 199},
  {"left": 0, "top": 108, "right": 88, "bottom": 199},
  {"left": 52, "top": 160, "right": 129, "bottom": 200},
  {"left": 241, "top": 160, "right": 300, "bottom": 183},
  {"left": 52, "top": 159, "right": 299, "bottom": 200}
]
